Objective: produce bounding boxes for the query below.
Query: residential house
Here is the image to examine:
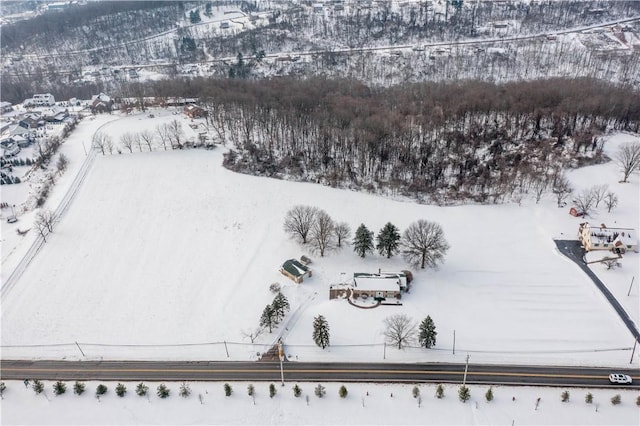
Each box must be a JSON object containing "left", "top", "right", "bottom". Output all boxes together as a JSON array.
[
  {"left": 90, "top": 93, "right": 113, "bottom": 113},
  {"left": 24, "top": 93, "right": 55, "bottom": 107},
  {"left": 0, "top": 102, "right": 13, "bottom": 114},
  {"left": 183, "top": 104, "right": 207, "bottom": 119},
  {"left": 280, "top": 259, "right": 312, "bottom": 283},
  {"left": 578, "top": 222, "right": 638, "bottom": 253},
  {"left": 42, "top": 107, "right": 69, "bottom": 123},
  {"left": 351, "top": 272, "right": 408, "bottom": 301}
]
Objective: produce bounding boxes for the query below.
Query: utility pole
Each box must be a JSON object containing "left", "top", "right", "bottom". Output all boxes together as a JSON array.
[
  {"left": 462, "top": 353, "right": 470, "bottom": 386},
  {"left": 453, "top": 330, "right": 456, "bottom": 355},
  {"left": 278, "top": 339, "right": 285, "bottom": 386},
  {"left": 627, "top": 276, "right": 635, "bottom": 296},
  {"left": 631, "top": 338, "right": 637, "bottom": 364}
]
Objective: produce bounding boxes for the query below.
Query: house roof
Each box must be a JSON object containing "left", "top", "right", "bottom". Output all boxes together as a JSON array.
[
  {"left": 354, "top": 276, "right": 401, "bottom": 292},
  {"left": 281, "top": 259, "right": 309, "bottom": 278}
]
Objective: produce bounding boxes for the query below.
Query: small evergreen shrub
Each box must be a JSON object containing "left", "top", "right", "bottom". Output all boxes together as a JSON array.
[
  {"left": 53, "top": 381, "right": 66, "bottom": 395},
  {"left": 293, "top": 384, "right": 302, "bottom": 397},
  {"left": 115, "top": 383, "right": 127, "bottom": 397},
  {"left": 561, "top": 390, "right": 570, "bottom": 402},
  {"left": 136, "top": 383, "right": 149, "bottom": 396},
  {"left": 435, "top": 384, "right": 444, "bottom": 399}
]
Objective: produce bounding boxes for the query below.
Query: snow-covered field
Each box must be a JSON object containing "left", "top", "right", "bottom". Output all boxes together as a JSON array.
[
  {"left": 1, "top": 380, "right": 639, "bottom": 425},
  {"left": 1, "top": 112, "right": 638, "bottom": 370}
]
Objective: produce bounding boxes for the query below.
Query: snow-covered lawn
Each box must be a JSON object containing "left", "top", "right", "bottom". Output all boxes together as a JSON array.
[
  {"left": 1, "top": 380, "right": 638, "bottom": 425},
  {"left": 1, "top": 112, "right": 638, "bottom": 368}
]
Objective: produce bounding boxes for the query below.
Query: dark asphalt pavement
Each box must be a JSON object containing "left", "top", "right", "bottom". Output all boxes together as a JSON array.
[
  {"left": 554, "top": 240, "right": 640, "bottom": 342},
  {"left": 1, "top": 360, "right": 638, "bottom": 389}
]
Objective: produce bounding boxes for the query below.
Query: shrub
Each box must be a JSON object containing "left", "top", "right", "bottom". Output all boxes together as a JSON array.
[
  {"left": 247, "top": 384, "right": 255, "bottom": 396},
  {"left": 224, "top": 383, "right": 232, "bottom": 397},
  {"left": 458, "top": 385, "right": 470, "bottom": 403},
  {"left": 269, "top": 282, "right": 281, "bottom": 294},
  {"left": 157, "top": 384, "right": 170, "bottom": 398},
  {"left": 412, "top": 386, "right": 420, "bottom": 399},
  {"left": 33, "top": 380, "right": 44, "bottom": 394},
  {"left": 315, "top": 384, "right": 326, "bottom": 398},
  {"left": 53, "top": 381, "right": 66, "bottom": 395},
  {"left": 180, "top": 382, "right": 191, "bottom": 398},
  {"left": 96, "top": 384, "right": 108, "bottom": 396},
  {"left": 0, "top": 381, "right": 6, "bottom": 398},
  {"left": 339, "top": 385, "right": 348, "bottom": 398},
  {"left": 435, "top": 384, "right": 444, "bottom": 399},
  {"left": 115, "top": 383, "right": 127, "bottom": 397},
  {"left": 269, "top": 383, "right": 277, "bottom": 398},
  {"left": 293, "top": 384, "right": 302, "bottom": 397},
  {"left": 136, "top": 383, "right": 149, "bottom": 396},
  {"left": 561, "top": 390, "right": 570, "bottom": 402},
  {"left": 635, "top": 395, "right": 640, "bottom": 406},
  {"left": 485, "top": 387, "right": 493, "bottom": 402},
  {"left": 585, "top": 392, "right": 593, "bottom": 404},
  {"left": 74, "top": 381, "right": 85, "bottom": 395},
  {"left": 611, "top": 394, "right": 621, "bottom": 405}
]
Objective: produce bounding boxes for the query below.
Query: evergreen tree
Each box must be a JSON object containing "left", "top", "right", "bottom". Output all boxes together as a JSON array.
[
  {"left": 293, "top": 384, "right": 302, "bottom": 397},
  {"left": 636, "top": 395, "right": 640, "bottom": 406},
  {"left": 338, "top": 385, "right": 348, "bottom": 398},
  {"left": 189, "top": 10, "right": 201, "bottom": 23},
  {"left": 561, "top": 390, "right": 570, "bottom": 402},
  {"left": 418, "top": 316, "right": 437, "bottom": 348},
  {"left": 0, "top": 381, "right": 5, "bottom": 398},
  {"left": 376, "top": 222, "right": 401, "bottom": 258},
  {"left": 353, "top": 224, "right": 374, "bottom": 258},
  {"left": 224, "top": 383, "right": 232, "bottom": 396},
  {"left": 435, "top": 384, "right": 444, "bottom": 399},
  {"left": 13, "top": 177, "right": 20, "bottom": 184},
  {"left": 180, "top": 382, "right": 191, "bottom": 398},
  {"left": 271, "top": 292, "right": 290, "bottom": 322},
  {"left": 312, "top": 315, "right": 330, "bottom": 349},
  {"left": 412, "top": 386, "right": 420, "bottom": 398},
  {"left": 53, "top": 381, "right": 66, "bottom": 395},
  {"left": 33, "top": 380, "right": 44, "bottom": 394},
  {"left": 136, "top": 382, "right": 149, "bottom": 396},
  {"left": 247, "top": 384, "right": 255, "bottom": 396},
  {"left": 458, "top": 385, "right": 470, "bottom": 402},
  {"left": 115, "top": 383, "right": 127, "bottom": 397},
  {"left": 611, "top": 394, "right": 621, "bottom": 405},
  {"left": 485, "top": 387, "right": 494, "bottom": 402},
  {"left": 269, "top": 383, "right": 277, "bottom": 398},
  {"left": 96, "top": 384, "right": 108, "bottom": 396},
  {"left": 74, "top": 381, "right": 85, "bottom": 395},
  {"left": 157, "top": 384, "right": 170, "bottom": 398},
  {"left": 314, "top": 384, "right": 326, "bottom": 398},
  {"left": 585, "top": 392, "right": 593, "bottom": 404},
  {"left": 260, "top": 304, "right": 278, "bottom": 332}
]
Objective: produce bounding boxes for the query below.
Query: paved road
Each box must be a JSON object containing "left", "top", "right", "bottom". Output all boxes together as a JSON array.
[
  {"left": 554, "top": 240, "right": 640, "bottom": 342},
  {"left": 1, "top": 360, "right": 638, "bottom": 389}
]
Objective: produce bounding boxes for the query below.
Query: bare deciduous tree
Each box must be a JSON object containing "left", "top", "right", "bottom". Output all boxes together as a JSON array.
[
  {"left": 156, "top": 123, "right": 170, "bottom": 150},
  {"left": 531, "top": 178, "right": 547, "bottom": 204},
  {"left": 383, "top": 314, "right": 416, "bottom": 349},
  {"left": 614, "top": 142, "right": 640, "bottom": 183},
  {"left": 573, "top": 188, "right": 595, "bottom": 216},
  {"left": 334, "top": 222, "right": 351, "bottom": 248},
  {"left": 552, "top": 174, "right": 572, "bottom": 207},
  {"left": 591, "top": 184, "right": 608, "bottom": 208},
  {"left": 120, "top": 132, "right": 135, "bottom": 153},
  {"left": 92, "top": 132, "right": 112, "bottom": 155},
  {"left": 133, "top": 132, "right": 143, "bottom": 152},
  {"left": 56, "top": 153, "right": 68, "bottom": 172},
  {"left": 241, "top": 328, "right": 264, "bottom": 344},
  {"left": 167, "top": 119, "right": 184, "bottom": 149},
  {"left": 401, "top": 220, "right": 450, "bottom": 270},
  {"left": 309, "top": 209, "right": 335, "bottom": 257},
  {"left": 604, "top": 191, "right": 618, "bottom": 213},
  {"left": 34, "top": 209, "right": 55, "bottom": 241},
  {"left": 139, "top": 130, "right": 155, "bottom": 151},
  {"left": 283, "top": 205, "right": 318, "bottom": 244}
]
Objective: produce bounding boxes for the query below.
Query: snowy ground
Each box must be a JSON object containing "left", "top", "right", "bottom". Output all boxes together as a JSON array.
[
  {"left": 1, "top": 112, "right": 638, "bottom": 369},
  {"left": 1, "top": 380, "right": 638, "bottom": 425}
]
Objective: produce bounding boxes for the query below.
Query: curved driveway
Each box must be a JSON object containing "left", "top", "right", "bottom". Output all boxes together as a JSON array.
[{"left": 555, "top": 240, "right": 639, "bottom": 342}]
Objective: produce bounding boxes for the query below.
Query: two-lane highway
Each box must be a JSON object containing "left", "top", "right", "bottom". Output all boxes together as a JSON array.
[{"left": 1, "top": 360, "right": 638, "bottom": 389}]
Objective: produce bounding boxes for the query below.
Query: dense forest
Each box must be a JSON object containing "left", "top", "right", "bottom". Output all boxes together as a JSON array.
[{"left": 149, "top": 77, "right": 638, "bottom": 204}]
